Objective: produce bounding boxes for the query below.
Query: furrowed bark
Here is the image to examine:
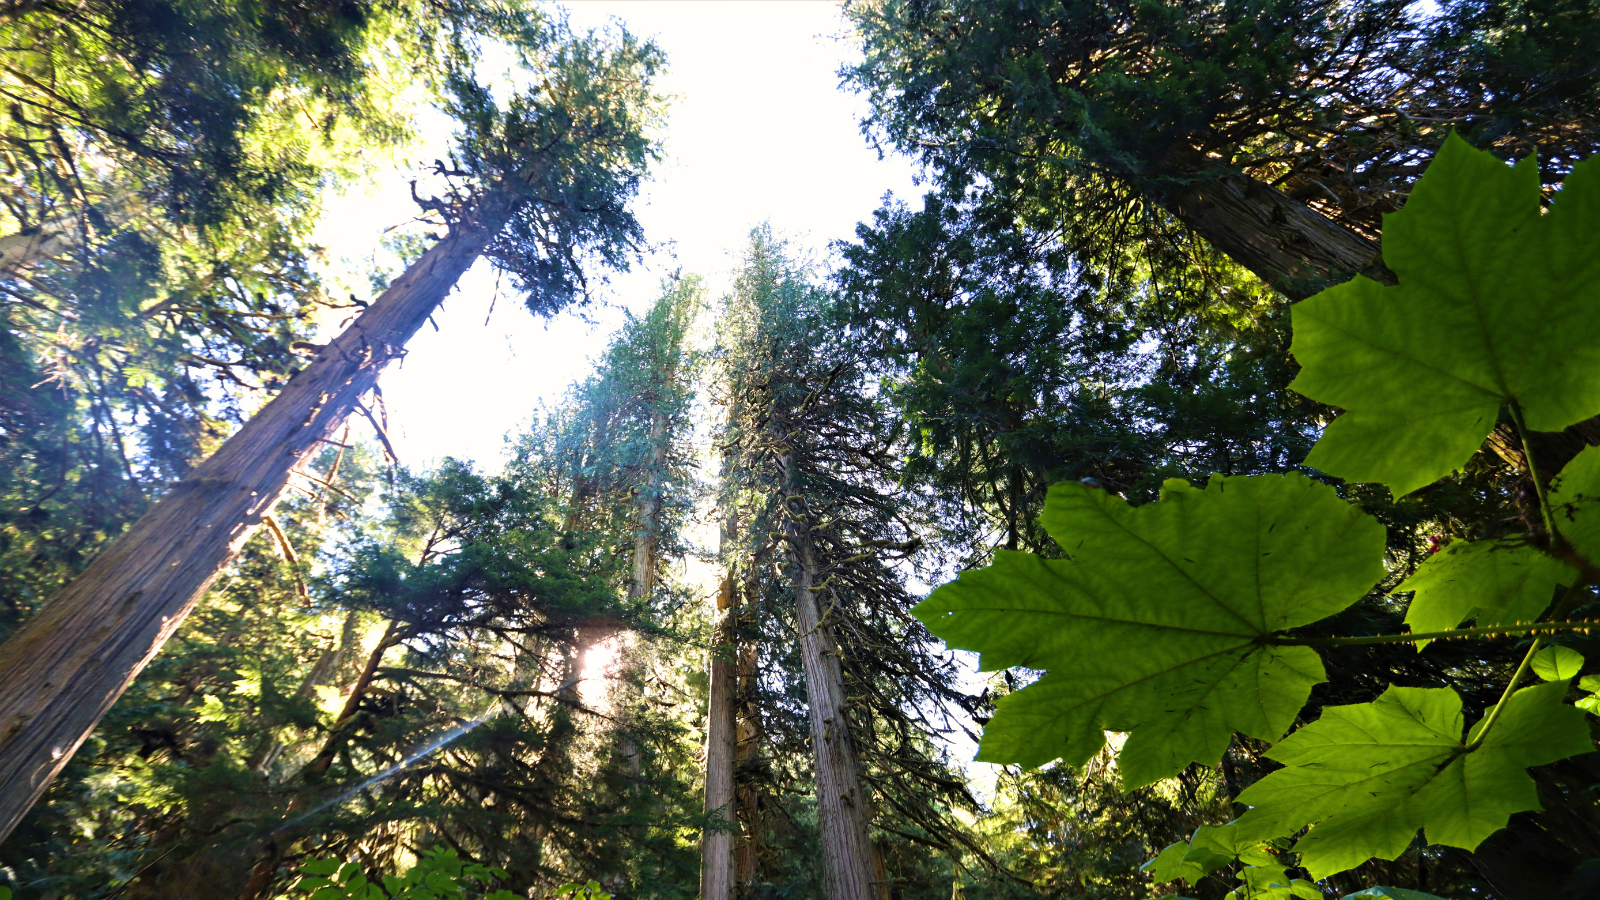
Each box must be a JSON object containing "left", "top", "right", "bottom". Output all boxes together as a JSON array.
[
  {"left": 778, "top": 449, "right": 875, "bottom": 900},
  {"left": 0, "top": 197, "right": 512, "bottom": 842},
  {"left": 701, "top": 573, "right": 738, "bottom": 900},
  {"left": 1149, "top": 168, "right": 1388, "bottom": 301},
  {"left": 790, "top": 522, "right": 876, "bottom": 900},
  {"left": 733, "top": 627, "right": 761, "bottom": 886}
]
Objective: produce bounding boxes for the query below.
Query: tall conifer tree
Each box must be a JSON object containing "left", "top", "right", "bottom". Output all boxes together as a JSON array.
[{"left": 0, "top": 14, "right": 666, "bottom": 840}]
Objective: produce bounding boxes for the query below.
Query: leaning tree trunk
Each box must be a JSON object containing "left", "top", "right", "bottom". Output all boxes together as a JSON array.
[
  {"left": 701, "top": 572, "right": 739, "bottom": 900},
  {"left": 0, "top": 196, "right": 513, "bottom": 842},
  {"left": 776, "top": 446, "right": 876, "bottom": 900},
  {"left": 1148, "top": 168, "right": 1387, "bottom": 302}
]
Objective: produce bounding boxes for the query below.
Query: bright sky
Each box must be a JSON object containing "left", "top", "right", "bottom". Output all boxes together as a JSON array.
[
  {"left": 317, "top": 1, "right": 920, "bottom": 469},
  {"left": 312, "top": 4, "right": 995, "bottom": 785}
]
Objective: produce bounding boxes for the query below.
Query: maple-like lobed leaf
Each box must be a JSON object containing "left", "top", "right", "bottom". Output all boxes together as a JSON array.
[
  {"left": 915, "top": 473, "right": 1385, "bottom": 787},
  {"left": 1290, "top": 134, "right": 1600, "bottom": 496},
  {"left": 1398, "top": 538, "right": 1568, "bottom": 648},
  {"left": 1550, "top": 445, "right": 1600, "bottom": 566},
  {"left": 1235, "top": 682, "right": 1592, "bottom": 878}
]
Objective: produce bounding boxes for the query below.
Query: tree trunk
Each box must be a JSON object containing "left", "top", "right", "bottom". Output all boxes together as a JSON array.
[
  {"left": 0, "top": 193, "right": 137, "bottom": 274},
  {"left": 0, "top": 198, "right": 512, "bottom": 842},
  {"left": 300, "top": 618, "right": 402, "bottom": 783},
  {"left": 611, "top": 404, "right": 671, "bottom": 797},
  {"left": 870, "top": 842, "right": 892, "bottom": 900},
  {"left": 778, "top": 449, "right": 876, "bottom": 900},
  {"left": 632, "top": 409, "right": 668, "bottom": 602},
  {"left": 701, "top": 574, "right": 738, "bottom": 900},
  {"left": 733, "top": 624, "right": 761, "bottom": 887},
  {"left": 790, "top": 525, "right": 876, "bottom": 900},
  {"left": 1149, "top": 168, "right": 1388, "bottom": 301}
]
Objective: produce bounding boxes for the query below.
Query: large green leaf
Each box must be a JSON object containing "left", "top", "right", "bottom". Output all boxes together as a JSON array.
[
  {"left": 1550, "top": 445, "right": 1600, "bottom": 564},
  {"left": 1234, "top": 682, "right": 1592, "bottom": 878},
  {"left": 1398, "top": 539, "right": 1567, "bottom": 648},
  {"left": 1289, "top": 135, "right": 1600, "bottom": 496},
  {"left": 915, "top": 473, "right": 1385, "bottom": 787},
  {"left": 1142, "top": 842, "right": 1210, "bottom": 887},
  {"left": 1142, "top": 822, "right": 1279, "bottom": 886},
  {"left": 1228, "top": 865, "right": 1321, "bottom": 900}
]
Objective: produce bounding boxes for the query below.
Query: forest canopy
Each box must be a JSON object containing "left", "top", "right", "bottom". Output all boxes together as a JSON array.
[{"left": 1, "top": 2, "right": 1598, "bottom": 900}]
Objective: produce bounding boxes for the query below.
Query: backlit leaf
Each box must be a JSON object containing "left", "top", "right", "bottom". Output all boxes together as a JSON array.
[
  {"left": 1290, "top": 135, "right": 1600, "bottom": 496},
  {"left": 1550, "top": 446, "right": 1600, "bottom": 564},
  {"left": 1142, "top": 841, "right": 1207, "bottom": 886},
  {"left": 1142, "top": 821, "right": 1282, "bottom": 887},
  {"left": 916, "top": 473, "right": 1385, "bottom": 787},
  {"left": 1532, "top": 645, "right": 1584, "bottom": 681},
  {"left": 1188, "top": 822, "right": 1277, "bottom": 869},
  {"left": 1398, "top": 539, "right": 1567, "bottom": 648},
  {"left": 1235, "top": 682, "right": 1591, "bottom": 877}
]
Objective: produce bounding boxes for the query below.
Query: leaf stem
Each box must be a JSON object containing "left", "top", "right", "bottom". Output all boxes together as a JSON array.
[
  {"left": 1272, "top": 618, "right": 1599, "bottom": 646},
  {"left": 1463, "top": 634, "right": 1543, "bottom": 752},
  {"left": 1463, "top": 578, "right": 1590, "bottom": 751},
  {"left": 1507, "top": 401, "right": 1560, "bottom": 542}
]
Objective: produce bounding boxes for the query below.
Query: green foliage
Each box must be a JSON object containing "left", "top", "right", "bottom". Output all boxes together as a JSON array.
[
  {"left": 3, "top": 337, "right": 703, "bottom": 895},
  {"left": 1532, "top": 645, "right": 1585, "bottom": 680},
  {"left": 917, "top": 473, "right": 1385, "bottom": 786},
  {"left": 1142, "top": 822, "right": 1280, "bottom": 885},
  {"left": 1398, "top": 539, "right": 1567, "bottom": 647},
  {"left": 1234, "top": 683, "right": 1589, "bottom": 877},
  {"left": 1226, "top": 864, "right": 1320, "bottom": 900},
  {"left": 847, "top": 0, "right": 1600, "bottom": 299},
  {"left": 917, "top": 133, "right": 1600, "bottom": 891},
  {"left": 1143, "top": 824, "right": 1316, "bottom": 900},
  {"left": 1549, "top": 445, "right": 1600, "bottom": 558},
  {"left": 716, "top": 227, "right": 992, "bottom": 890},
  {"left": 553, "top": 881, "right": 613, "bottom": 900},
  {"left": 289, "top": 848, "right": 518, "bottom": 899},
  {"left": 1290, "top": 134, "right": 1600, "bottom": 495}
]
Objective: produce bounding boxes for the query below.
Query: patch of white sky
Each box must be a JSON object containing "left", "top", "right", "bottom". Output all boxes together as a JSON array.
[
  {"left": 312, "top": 1, "right": 1007, "bottom": 795},
  {"left": 314, "top": 0, "right": 922, "bottom": 470}
]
